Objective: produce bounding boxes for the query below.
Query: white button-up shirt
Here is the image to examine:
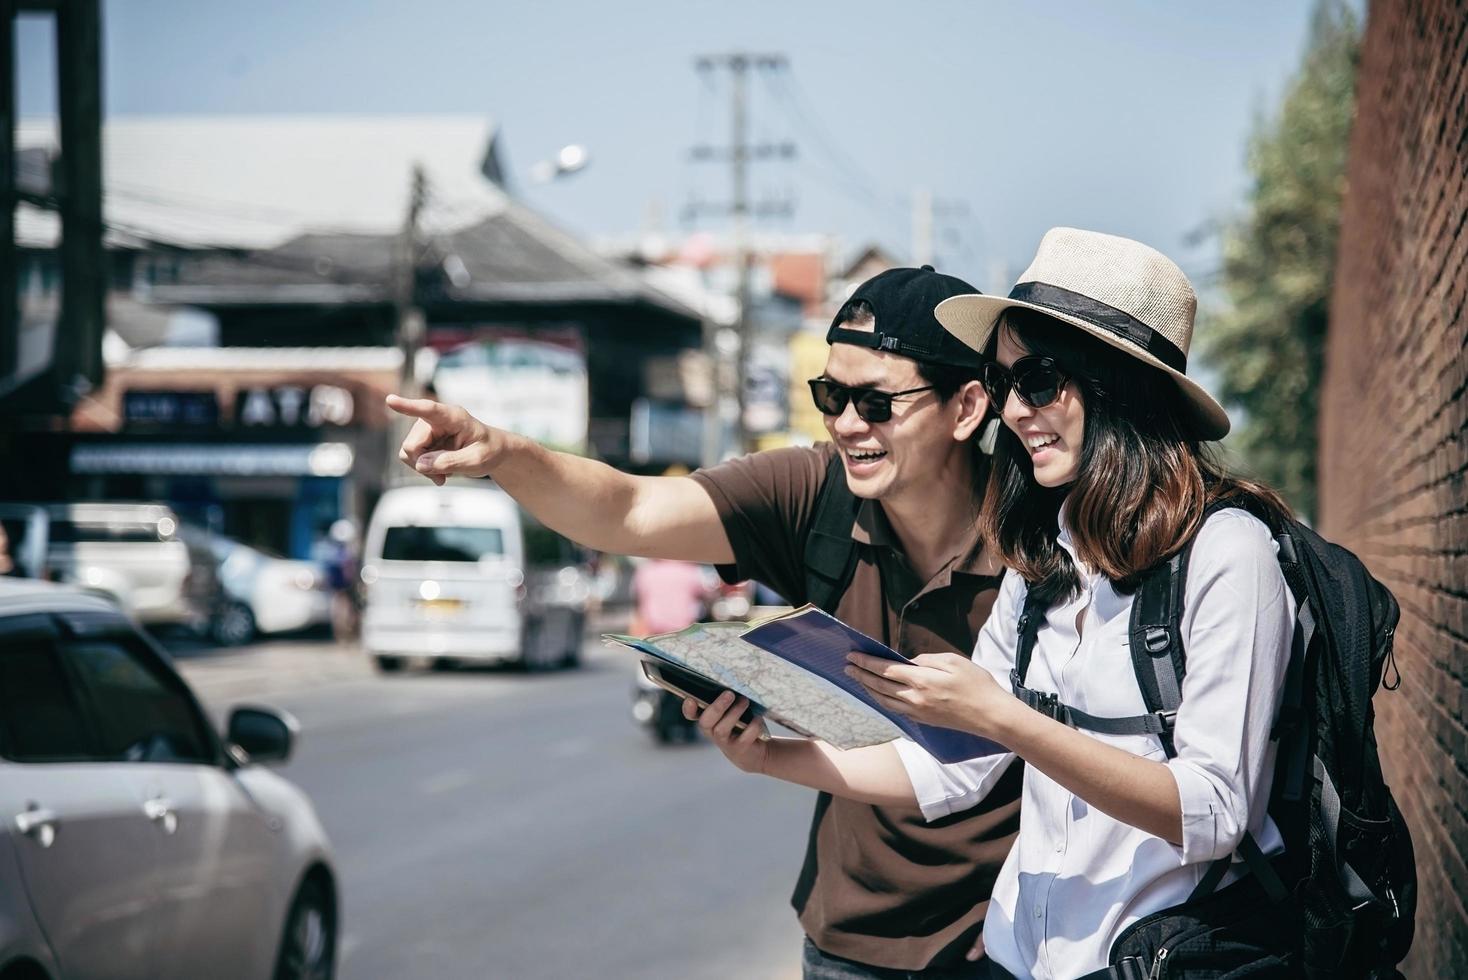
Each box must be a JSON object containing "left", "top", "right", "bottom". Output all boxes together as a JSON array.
[{"left": 894, "top": 508, "right": 1294, "bottom": 979}]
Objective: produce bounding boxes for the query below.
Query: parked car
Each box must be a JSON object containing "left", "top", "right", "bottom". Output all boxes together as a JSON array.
[
  {"left": 0, "top": 577, "right": 337, "bottom": 980},
  {"left": 180, "top": 525, "right": 334, "bottom": 647},
  {"left": 40, "top": 502, "right": 214, "bottom": 632}
]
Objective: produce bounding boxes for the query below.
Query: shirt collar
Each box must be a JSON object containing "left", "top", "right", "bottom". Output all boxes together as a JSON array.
[
  {"left": 850, "top": 498, "right": 1003, "bottom": 582},
  {"left": 1056, "top": 500, "right": 1077, "bottom": 560},
  {"left": 1055, "top": 496, "right": 1102, "bottom": 584}
]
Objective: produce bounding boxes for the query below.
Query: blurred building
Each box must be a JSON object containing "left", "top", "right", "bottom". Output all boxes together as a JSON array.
[
  {"left": 603, "top": 231, "right": 901, "bottom": 453},
  {"left": 8, "top": 116, "right": 705, "bottom": 557},
  {"left": 1318, "top": 0, "right": 1468, "bottom": 973}
]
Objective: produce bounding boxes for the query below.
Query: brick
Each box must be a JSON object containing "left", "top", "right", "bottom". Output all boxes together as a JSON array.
[{"left": 1319, "top": 0, "right": 1468, "bottom": 971}]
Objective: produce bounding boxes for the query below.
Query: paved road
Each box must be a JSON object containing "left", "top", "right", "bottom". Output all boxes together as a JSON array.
[{"left": 175, "top": 629, "right": 811, "bottom": 979}]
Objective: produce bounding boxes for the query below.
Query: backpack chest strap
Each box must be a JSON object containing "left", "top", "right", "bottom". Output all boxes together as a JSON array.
[{"left": 1010, "top": 671, "right": 1178, "bottom": 737}]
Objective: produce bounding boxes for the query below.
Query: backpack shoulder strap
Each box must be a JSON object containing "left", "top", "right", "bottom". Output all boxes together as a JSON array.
[
  {"left": 1013, "top": 587, "right": 1047, "bottom": 687},
  {"left": 803, "top": 451, "right": 862, "bottom": 614},
  {"left": 1126, "top": 498, "right": 1245, "bottom": 757},
  {"left": 1128, "top": 551, "right": 1189, "bottom": 757}
]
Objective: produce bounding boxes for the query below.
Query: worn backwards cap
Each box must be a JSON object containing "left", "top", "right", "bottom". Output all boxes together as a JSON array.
[{"left": 826, "top": 265, "right": 985, "bottom": 370}]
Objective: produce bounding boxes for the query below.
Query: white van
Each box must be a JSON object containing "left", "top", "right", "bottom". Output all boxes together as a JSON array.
[{"left": 360, "top": 484, "right": 530, "bottom": 672}]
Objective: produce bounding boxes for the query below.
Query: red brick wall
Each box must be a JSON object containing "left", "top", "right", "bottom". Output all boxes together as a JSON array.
[{"left": 1318, "top": 0, "right": 1468, "bottom": 974}]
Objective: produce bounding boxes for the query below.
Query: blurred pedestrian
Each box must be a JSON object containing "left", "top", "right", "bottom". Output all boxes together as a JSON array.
[
  {"left": 387, "top": 265, "right": 1013, "bottom": 977},
  {"left": 324, "top": 518, "right": 361, "bottom": 642},
  {"left": 630, "top": 556, "right": 713, "bottom": 636},
  {"left": 629, "top": 556, "right": 717, "bottom": 743},
  {"left": 0, "top": 522, "right": 14, "bottom": 577}
]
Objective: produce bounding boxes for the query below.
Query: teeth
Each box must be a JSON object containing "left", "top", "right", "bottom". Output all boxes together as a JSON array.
[
  {"left": 1026, "top": 434, "right": 1059, "bottom": 450},
  {"left": 847, "top": 449, "right": 887, "bottom": 462}
]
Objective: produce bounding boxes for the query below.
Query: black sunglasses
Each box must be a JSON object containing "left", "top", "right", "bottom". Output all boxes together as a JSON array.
[
  {"left": 807, "top": 379, "right": 936, "bottom": 423},
  {"left": 980, "top": 355, "right": 1072, "bottom": 409}
]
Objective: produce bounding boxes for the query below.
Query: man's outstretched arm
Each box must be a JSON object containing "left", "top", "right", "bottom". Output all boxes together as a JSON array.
[{"left": 387, "top": 394, "right": 735, "bottom": 564}]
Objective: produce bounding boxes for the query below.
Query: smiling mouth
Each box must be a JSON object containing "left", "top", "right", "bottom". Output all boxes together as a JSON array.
[
  {"left": 845, "top": 448, "right": 888, "bottom": 465},
  {"left": 1026, "top": 433, "right": 1060, "bottom": 453}
]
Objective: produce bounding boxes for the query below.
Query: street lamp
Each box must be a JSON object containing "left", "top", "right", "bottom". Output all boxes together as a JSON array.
[{"left": 529, "top": 144, "right": 590, "bottom": 183}]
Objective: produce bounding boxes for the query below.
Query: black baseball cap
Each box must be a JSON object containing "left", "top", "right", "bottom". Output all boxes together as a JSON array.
[{"left": 826, "top": 265, "right": 985, "bottom": 370}]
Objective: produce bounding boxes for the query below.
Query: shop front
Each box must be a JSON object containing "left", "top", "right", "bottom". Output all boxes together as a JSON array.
[{"left": 67, "top": 347, "right": 399, "bottom": 560}]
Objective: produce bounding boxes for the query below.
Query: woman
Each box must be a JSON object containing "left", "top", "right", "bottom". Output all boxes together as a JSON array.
[{"left": 691, "top": 229, "right": 1298, "bottom": 979}]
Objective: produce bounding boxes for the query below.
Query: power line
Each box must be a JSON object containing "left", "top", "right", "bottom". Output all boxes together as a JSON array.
[
  {"left": 688, "top": 51, "right": 795, "bottom": 455},
  {"left": 762, "top": 69, "right": 909, "bottom": 224}
]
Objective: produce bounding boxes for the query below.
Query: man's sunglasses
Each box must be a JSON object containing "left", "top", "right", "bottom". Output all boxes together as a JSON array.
[
  {"left": 807, "top": 379, "right": 936, "bottom": 424},
  {"left": 980, "top": 355, "right": 1072, "bottom": 409}
]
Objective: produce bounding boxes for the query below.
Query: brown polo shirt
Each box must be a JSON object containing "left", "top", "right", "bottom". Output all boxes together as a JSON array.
[{"left": 689, "top": 443, "right": 1022, "bottom": 971}]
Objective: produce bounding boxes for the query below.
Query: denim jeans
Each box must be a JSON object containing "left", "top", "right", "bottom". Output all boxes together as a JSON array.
[{"left": 802, "top": 939, "right": 997, "bottom": 980}]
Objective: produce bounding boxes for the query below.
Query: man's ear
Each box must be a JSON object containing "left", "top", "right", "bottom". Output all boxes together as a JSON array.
[{"left": 951, "top": 380, "right": 990, "bottom": 441}]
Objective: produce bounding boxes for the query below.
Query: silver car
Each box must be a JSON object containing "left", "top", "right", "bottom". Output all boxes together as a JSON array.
[
  {"left": 179, "top": 525, "right": 334, "bottom": 647},
  {"left": 0, "top": 578, "right": 337, "bottom": 979},
  {"left": 42, "top": 502, "right": 212, "bottom": 631}
]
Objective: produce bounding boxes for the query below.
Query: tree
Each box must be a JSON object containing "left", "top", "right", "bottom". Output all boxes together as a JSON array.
[{"left": 1202, "top": 0, "right": 1360, "bottom": 521}]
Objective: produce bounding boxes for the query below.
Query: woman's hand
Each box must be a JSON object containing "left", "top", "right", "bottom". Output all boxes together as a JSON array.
[
  {"left": 846, "top": 651, "right": 1014, "bottom": 738},
  {"left": 684, "top": 692, "right": 771, "bottom": 774}
]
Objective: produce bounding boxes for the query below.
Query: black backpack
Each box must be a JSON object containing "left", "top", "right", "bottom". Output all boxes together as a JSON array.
[
  {"left": 1010, "top": 500, "right": 1416, "bottom": 979},
  {"left": 802, "top": 451, "right": 863, "bottom": 614}
]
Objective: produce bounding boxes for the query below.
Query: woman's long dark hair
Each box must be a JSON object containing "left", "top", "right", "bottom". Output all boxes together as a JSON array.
[{"left": 981, "top": 307, "right": 1292, "bottom": 606}]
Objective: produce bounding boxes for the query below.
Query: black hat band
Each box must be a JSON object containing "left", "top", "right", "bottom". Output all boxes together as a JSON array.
[{"left": 1008, "top": 281, "right": 1187, "bottom": 373}]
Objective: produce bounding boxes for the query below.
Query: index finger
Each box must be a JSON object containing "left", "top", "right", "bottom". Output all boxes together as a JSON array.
[{"left": 385, "top": 393, "right": 450, "bottom": 422}]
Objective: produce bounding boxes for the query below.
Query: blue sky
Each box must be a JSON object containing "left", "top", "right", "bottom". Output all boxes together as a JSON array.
[{"left": 16, "top": 1, "right": 1337, "bottom": 293}]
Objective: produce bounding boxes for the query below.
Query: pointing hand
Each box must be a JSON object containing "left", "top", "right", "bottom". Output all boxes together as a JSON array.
[{"left": 386, "top": 394, "right": 507, "bottom": 485}]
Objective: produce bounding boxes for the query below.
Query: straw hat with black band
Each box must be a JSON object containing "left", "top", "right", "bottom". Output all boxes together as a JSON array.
[{"left": 934, "top": 227, "right": 1231, "bottom": 440}]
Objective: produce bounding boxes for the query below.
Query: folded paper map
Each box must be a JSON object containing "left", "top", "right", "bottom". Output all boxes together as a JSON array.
[{"left": 604, "top": 605, "right": 1005, "bottom": 763}]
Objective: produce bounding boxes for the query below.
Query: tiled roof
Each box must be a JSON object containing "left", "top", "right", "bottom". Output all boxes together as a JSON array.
[
  {"left": 13, "top": 115, "right": 698, "bottom": 320},
  {"left": 16, "top": 115, "right": 508, "bottom": 250}
]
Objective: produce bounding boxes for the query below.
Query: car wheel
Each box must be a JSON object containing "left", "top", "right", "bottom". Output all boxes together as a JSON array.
[
  {"left": 374, "top": 655, "right": 403, "bottom": 673},
  {"left": 274, "top": 874, "right": 336, "bottom": 980},
  {"left": 212, "top": 601, "right": 257, "bottom": 646},
  {"left": 559, "top": 616, "right": 584, "bottom": 669},
  {"left": 521, "top": 623, "right": 551, "bottom": 672}
]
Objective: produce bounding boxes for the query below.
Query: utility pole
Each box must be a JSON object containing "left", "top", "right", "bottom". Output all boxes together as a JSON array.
[
  {"left": 386, "top": 165, "right": 427, "bottom": 488},
  {"left": 395, "top": 165, "right": 428, "bottom": 395},
  {"left": 1, "top": 4, "right": 16, "bottom": 394},
  {"left": 691, "top": 52, "right": 792, "bottom": 456}
]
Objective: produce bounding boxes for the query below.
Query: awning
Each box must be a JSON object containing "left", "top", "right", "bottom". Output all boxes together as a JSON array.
[{"left": 70, "top": 442, "right": 354, "bottom": 478}]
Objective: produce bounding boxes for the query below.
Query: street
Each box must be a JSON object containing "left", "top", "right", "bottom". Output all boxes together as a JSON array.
[
  {"left": 173, "top": 628, "right": 811, "bottom": 979},
  {"left": 174, "top": 627, "right": 816, "bottom": 979}
]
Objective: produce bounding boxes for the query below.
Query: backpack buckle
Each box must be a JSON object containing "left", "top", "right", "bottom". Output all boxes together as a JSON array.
[
  {"left": 1036, "top": 691, "right": 1066, "bottom": 723},
  {"left": 1155, "top": 709, "right": 1178, "bottom": 731},
  {"left": 1144, "top": 627, "right": 1171, "bottom": 654}
]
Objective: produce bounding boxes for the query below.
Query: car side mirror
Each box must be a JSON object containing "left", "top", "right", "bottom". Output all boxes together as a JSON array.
[{"left": 227, "top": 705, "right": 298, "bottom": 764}]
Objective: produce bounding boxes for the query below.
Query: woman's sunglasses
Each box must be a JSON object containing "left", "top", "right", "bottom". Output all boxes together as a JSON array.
[
  {"left": 980, "top": 355, "right": 1072, "bottom": 409},
  {"left": 807, "top": 379, "right": 936, "bottom": 424}
]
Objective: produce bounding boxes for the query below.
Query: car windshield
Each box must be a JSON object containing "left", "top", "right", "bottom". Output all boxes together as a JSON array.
[
  {"left": 382, "top": 525, "right": 504, "bottom": 563},
  {"left": 48, "top": 521, "right": 172, "bottom": 544}
]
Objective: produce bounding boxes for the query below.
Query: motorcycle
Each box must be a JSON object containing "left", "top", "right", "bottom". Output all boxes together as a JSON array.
[{"left": 630, "top": 579, "right": 755, "bottom": 745}]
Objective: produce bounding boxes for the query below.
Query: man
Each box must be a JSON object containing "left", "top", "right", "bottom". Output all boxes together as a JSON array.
[{"left": 388, "top": 266, "right": 1022, "bottom": 977}]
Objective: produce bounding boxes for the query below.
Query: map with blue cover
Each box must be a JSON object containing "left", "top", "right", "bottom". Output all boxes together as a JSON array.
[
  {"left": 605, "top": 605, "right": 1005, "bottom": 763},
  {"left": 741, "top": 607, "right": 1005, "bottom": 764}
]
